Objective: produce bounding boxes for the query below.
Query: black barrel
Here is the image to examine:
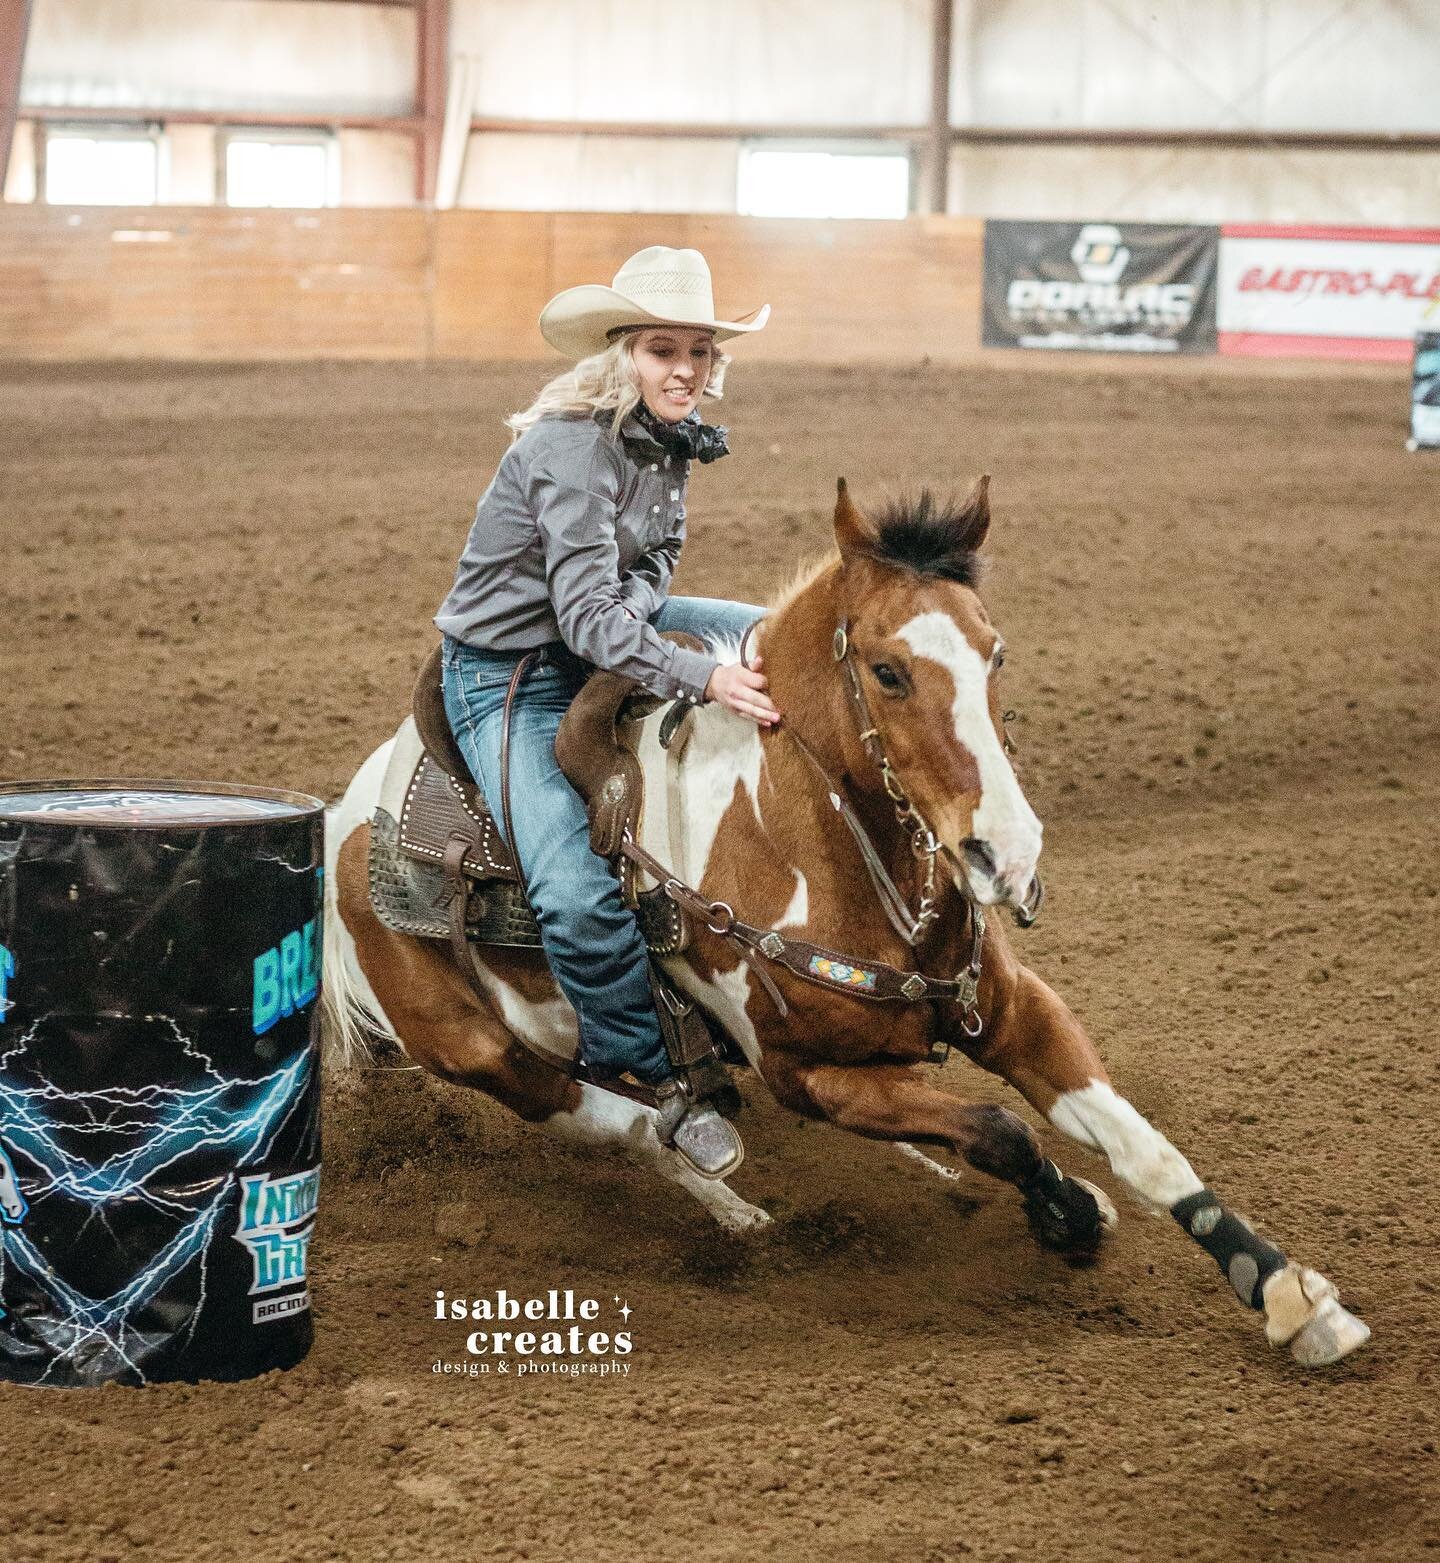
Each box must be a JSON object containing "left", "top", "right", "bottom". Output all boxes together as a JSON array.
[{"left": 0, "top": 779, "right": 325, "bottom": 1388}]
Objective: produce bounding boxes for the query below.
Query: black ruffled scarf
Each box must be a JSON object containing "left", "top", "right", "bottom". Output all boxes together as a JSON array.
[{"left": 629, "top": 403, "right": 730, "bottom": 464}]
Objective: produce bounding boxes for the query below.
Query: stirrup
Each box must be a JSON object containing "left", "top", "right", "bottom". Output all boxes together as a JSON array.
[
  {"left": 654, "top": 1080, "right": 745, "bottom": 1181},
  {"left": 648, "top": 962, "right": 741, "bottom": 1118}
]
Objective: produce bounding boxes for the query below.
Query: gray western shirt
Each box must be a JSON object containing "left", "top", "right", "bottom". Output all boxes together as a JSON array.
[{"left": 434, "top": 411, "right": 718, "bottom": 704}]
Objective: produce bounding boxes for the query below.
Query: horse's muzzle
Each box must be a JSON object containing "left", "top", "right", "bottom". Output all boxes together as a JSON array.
[{"left": 958, "top": 839, "right": 1043, "bottom": 921}]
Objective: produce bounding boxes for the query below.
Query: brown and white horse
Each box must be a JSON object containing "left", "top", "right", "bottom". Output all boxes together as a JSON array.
[{"left": 324, "top": 479, "right": 1368, "bottom": 1367}]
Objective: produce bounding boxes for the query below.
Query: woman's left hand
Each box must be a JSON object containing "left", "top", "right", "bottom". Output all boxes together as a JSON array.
[{"left": 706, "top": 655, "right": 780, "bottom": 727}]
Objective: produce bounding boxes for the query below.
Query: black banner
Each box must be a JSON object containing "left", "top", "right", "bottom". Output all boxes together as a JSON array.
[
  {"left": 1410, "top": 332, "right": 1440, "bottom": 451},
  {"left": 983, "top": 220, "right": 1219, "bottom": 353}
]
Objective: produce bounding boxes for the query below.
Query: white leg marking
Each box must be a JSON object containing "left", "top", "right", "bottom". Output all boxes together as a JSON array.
[
  {"left": 1049, "top": 1080, "right": 1203, "bottom": 1212},
  {"left": 548, "top": 1083, "right": 770, "bottom": 1234}
]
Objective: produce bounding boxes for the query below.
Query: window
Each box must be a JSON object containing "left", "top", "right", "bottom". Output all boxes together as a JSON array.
[
  {"left": 224, "top": 134, "right": 336, "bottom": 209},
  {"left": 737, "top": 147, "right": 910, "bottom": 221},
  {"left": 44, "top": 131, "right": 159, "bottom": 206}
]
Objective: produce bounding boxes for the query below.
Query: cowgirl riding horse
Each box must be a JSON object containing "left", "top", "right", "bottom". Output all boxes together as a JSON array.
[
  {"left": 331, "top": 246, "right": 1369, "bottom": 1367},
  {"left": 436, "top": 247, "right": 776, "bottom": 1179}
]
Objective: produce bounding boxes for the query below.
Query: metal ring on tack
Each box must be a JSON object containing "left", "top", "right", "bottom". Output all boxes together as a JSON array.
[
  {"left": 705, "top": 901, "right": 736, "bottom": 936},
  {"left": 960, "top": 1008, "right": 984, "bottom": 1038}
]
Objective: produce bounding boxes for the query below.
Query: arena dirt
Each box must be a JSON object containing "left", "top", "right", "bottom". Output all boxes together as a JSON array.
[{"left": 1, "top": 355, "right": 1436, "bottom": 1563}]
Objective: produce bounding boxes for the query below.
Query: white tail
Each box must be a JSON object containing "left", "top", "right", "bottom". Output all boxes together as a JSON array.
[{"left": 319, "top": 747, "right": 399, "bottom": 1068}]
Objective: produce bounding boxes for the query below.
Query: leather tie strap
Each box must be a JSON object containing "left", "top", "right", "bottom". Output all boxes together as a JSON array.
[
  {"left": 443, "top": 832, "right": 475, "bottom": 982},
  {"left": 783, "top": 722, "right": 929, "bottom": 947}
]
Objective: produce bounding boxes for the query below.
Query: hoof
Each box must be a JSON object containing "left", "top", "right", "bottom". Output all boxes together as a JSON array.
[
  {"left": 1073, "top": 1177, "right": 1118, "bottom": 1232},
  {"left": 723, "top": 1204, "right": 774, "bottom": 1237},
  {"left": 1024, "top": 1168, "right": 1106, "bottom": 1262},
  {"left": 1289, "top": 1296, "right": 1371, "bottom": 1367},
  {"left": 1262, "top": 1263, "right": 1371, "bottom": 1367}
]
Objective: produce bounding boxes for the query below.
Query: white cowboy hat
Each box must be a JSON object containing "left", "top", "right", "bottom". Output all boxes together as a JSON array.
[{"left": 538, "top": 246, "right": 770, "bottom": 359}]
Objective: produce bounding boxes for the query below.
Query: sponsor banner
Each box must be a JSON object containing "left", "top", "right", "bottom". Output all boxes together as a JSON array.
[
  {"left": 1218, "top": 225, "right": 1440, "bottom": 362},
  {"left": 1411, "top": 333, "right": 1440, "bottom": 451},
  {"left": 982, "top": 220, "right": 1219, "bottom": 353}
]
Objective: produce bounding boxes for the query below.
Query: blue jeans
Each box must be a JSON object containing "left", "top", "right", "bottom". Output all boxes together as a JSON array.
[{"left": 440, "top": 595, "right": 764, "bottom": 1084}]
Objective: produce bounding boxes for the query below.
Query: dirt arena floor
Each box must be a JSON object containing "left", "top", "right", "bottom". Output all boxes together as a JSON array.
[{"left": 1, "top": 354, "right": 1437, "bottom": 1563}]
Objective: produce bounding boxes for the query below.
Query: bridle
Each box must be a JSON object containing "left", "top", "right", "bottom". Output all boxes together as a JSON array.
[
  {"left": 743, "top": 609, "right": 1041, "bottom": 1038},
  {"left": 747, "top": 611, "right": 1043, "bottom": 930},
  {"left": 614, "top": 608, "right": 1043, "bottom": 1051}
]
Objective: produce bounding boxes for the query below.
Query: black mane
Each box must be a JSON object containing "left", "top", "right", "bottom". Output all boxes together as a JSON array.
[{"left": 861, "top": 489, "right": 986, "bottom": 587}]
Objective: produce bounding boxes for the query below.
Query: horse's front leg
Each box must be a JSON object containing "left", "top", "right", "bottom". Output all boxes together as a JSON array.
[
  {"left": 765, "top": 1055, "right": 1112, "bottom": 1262},
  {"left": 972, "top": 962, "right": 1370, "bottom": 1366}
]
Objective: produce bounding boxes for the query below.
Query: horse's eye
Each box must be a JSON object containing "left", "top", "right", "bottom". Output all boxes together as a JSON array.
[
  {"left": 871, "top": 663, "right": 905, "bottom": 693},
  {"left": 992, "top": 647, "right": 1007, "bottom": 671}
]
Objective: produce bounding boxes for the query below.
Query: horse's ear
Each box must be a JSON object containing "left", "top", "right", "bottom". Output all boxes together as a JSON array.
[
  {"left": 834, "top": 477, "right": 871, "bottom": 563},
  {"left": 957, "top": 473, "right": 991, "bottom": 550}
]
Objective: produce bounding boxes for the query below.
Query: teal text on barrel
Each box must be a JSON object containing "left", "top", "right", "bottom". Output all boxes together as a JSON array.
[{"left": 252, "top": 918, "right": 322, "bottom": 1036}]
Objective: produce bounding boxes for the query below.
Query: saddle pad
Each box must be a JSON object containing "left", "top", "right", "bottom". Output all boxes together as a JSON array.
[{"left": 368, "top": 802, "right": 689, "bottom": 954}]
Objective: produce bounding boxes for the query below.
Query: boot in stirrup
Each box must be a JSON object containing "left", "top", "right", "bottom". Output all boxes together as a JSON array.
[{"left": 654, "top": 1079, "right": 745, "bottom": 1181}]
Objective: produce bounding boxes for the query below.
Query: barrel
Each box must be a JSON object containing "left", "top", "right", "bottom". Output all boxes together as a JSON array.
[{"left": 0, "top": 779, "right": 325, "bottom": 1388}]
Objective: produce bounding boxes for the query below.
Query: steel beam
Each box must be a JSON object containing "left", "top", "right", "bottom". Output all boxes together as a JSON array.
[
  {"left": 946, "top": 124, "right": 1440, "bottom": 152},
  {"left": 467, "top": 117, "right": 1440, "bottom": 154},
  {"left": 0, "top": 0, "right": 33, "bottom": 192},
  {"left": 467, "top": 116, "right": 928, "bottom": 143},
  {"left": 208, "top": 0, "right": 421, "bottom": 6},
  {"left": 16, "top": 100, "right": 1440, "bottom": 161},
  {"left": 413, "top": 0, "right": 447, "bottom": 204},
  {"left": 23, "top": 104, "right": 421, "bottom": 134},
  {"left": 923, "top": 0, "right": 952, "bottom": 214}
]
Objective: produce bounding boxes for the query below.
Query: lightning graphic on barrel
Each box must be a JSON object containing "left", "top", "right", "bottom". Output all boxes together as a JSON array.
[{"left": 0, "top": 1016, "right": 312, "bottom": 1384}]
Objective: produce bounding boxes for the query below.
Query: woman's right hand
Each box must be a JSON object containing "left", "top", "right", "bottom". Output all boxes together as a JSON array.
[{"left": 705, "top": 654, "right": 780, "bottom": 727}]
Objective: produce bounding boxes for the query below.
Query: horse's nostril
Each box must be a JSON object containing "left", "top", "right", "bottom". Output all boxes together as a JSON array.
[{"left": 962, "top": 839, "right": 997, "bottom": 880}]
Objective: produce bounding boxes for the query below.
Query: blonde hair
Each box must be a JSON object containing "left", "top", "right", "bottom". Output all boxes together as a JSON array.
[{"left": 506, "top": 332, "right": 732, "bottom": 440}]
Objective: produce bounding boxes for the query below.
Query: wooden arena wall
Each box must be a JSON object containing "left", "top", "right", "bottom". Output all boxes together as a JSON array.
[{"left": 0, "top": 207, "right": 984, "bottom": 362}]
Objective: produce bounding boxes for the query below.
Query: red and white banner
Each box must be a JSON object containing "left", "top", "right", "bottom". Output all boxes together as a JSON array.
[{"left": 1218, "top": 224, "right": 1440, "bottom": 362}]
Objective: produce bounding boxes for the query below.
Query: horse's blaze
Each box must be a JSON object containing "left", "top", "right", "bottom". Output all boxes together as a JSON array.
[{"left": 894, "top": 608, "right": 1042, "bottom": 897}]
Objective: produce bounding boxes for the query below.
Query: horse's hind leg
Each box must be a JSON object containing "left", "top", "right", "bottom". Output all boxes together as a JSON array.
[
  {"left": 334, "top": 834, "right": 769, "bottom": 1234},
  {"left": 973, "top": 961, "right": 1370, "bottom": 1365}
]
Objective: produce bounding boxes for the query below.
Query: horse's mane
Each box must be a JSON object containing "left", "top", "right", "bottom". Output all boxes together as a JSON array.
[
  {"left": 765, "top": 487, "right": 988, "bottom": 617},
  {"left": 764, "top": 551, "right": 832, "bottom": 615},
  {"left": 863, "top": 490, "right": 986, "bottom": 587}
]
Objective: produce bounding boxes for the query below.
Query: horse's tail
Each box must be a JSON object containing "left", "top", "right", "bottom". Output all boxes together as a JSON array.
[{"left": 319, "top": 804, "right": 390, "bottom": 1070}]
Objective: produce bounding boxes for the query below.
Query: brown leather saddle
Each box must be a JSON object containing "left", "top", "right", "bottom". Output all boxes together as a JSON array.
[{"left": 386, "top": 640, "right": 697, "bottom": 962}]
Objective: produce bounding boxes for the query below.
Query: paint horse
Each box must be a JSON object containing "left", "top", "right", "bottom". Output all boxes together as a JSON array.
[{"left": 324, "top": 479, "right": 1368, "bottom": 1367}]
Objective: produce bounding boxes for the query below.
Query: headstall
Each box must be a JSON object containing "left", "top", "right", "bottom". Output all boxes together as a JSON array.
[{"left": 619, "top": 613, "right": 1043, "bottom": 1049}]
